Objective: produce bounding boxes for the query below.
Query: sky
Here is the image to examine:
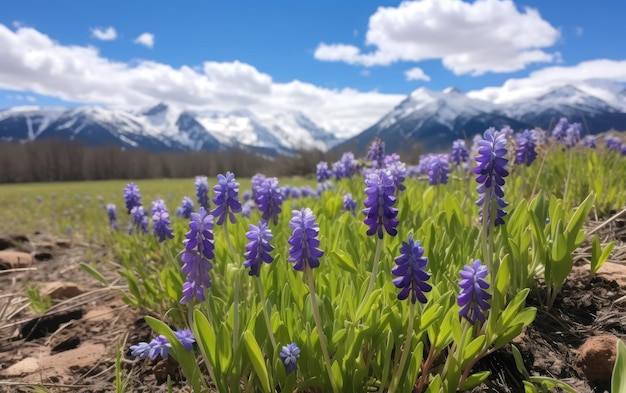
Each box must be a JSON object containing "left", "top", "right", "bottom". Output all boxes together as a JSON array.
[{"left": 0, "top": 0, "right": 625, "bottom": 136}]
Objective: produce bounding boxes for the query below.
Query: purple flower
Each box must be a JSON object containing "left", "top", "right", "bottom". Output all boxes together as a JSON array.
[
  {"left": 515, "top": 129, "right": 538, "bottom": 166},
  {"left": 458, "top": 260, "right": 492, "bottom": 324},
  {"left": 243, "top": 221, "right": 274, "bottom": 276},
  {"left": 605, "top": 135, "right": 621, "bottom": 150},
  {"left": 153, "top": 209, "right": 174, "bottom": 242},
  {"left": 242, "top": 200, "right": 255, "bottom": 218},
  {"left": 211, "top": 172, "right": 242, "bottom": 225},
  {"left": 180, "top": 207, "right": 214, "bottom": 304},
  {"left": 363, "top": 170, "right": 399, "bottom": 239},
  {"left": 123, "top": 182, "right": 142, "bottom": 214},
  {"left": 422, "top": 154, "right": 449, "bottom": 185},
  {"left": 581, "top": 135, "right": 596, "bottom": 148},
  {"left": 367, "top": 138, "right": 386, "bottom": 169},
  {"left": 177, "top": 196, "right": 195, "bottom": 219},
  {"left": 106, "top": 203, "right": 118, "bottom": 230},
  {"left": 151, "top": 198, "right": 167, "bottom": 215},
  {"left": 243, "top": 189, "right": 253, "bottom": 202},
  {"left": 279, "top": 342, "right": 301, "bottom": 374},
  {"left": 384, "top": 153, "right": 407, "bottom": 191},
  {"left": 288, "top": 208, "right": 324, "bottom": 271},
  {"left": 564, "top": 122, "right": 581, "bottom": 147},
  {"left": 195, "top": 176, "right": 210, "bottom": 210},
  {"left": 343, "top": 193, "right": 357, "bottom": 216},
  {"left": 316, "top": 161, "right": 333, "bottom": 183},
  {"left": 174, "top": 328, "right": 196, "bottom": 351},
  {"left": 552, "top": 117, "right": 568, "bottom": 141},
  {"left": 256, "top": 177, "right": 283, "bottom": 225},
  {"left": 474, "top": 128, "right": 509, "bottom": 229},
  {"left": 130, "top": 206, "right": 149, "bottom": 234},
  {"left": 391, "top": 236, "right": 432, "bottom": 304},
  {"left": 333, "top": 152, "right": 357, "bottom": 179},
  {"left": 451, "top": 139, "right": 469, "bottom": 166}
]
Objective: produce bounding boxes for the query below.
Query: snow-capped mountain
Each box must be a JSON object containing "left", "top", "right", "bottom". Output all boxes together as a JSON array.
[
  {"left": 336, "top": 83, "right": 626, "bottom": 154},
  {"left": 0, "top": 103, "right": 340, "bottom": 154}
]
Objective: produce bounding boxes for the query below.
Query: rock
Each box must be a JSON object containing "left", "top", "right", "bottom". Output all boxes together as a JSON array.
[
  {"left": 0, "top": 250, "right": 33, "bottom": 269},
  {"left": 595, "top": 263, "right": 626, "bottom": 291},
  {"left": 0, "top": 235, "right": 15, "bottom": 250},
  {"left": 34, "top": 252, "right": 53, "bottom": 261},
  {"left": 576, "top": 334, "right": 619, "bottom": 382},
  {"left": 40, "top": 281, "right": 86, "bottom": 300}
]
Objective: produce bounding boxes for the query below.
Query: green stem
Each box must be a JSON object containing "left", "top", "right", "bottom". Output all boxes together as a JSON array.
[
  {"left": 415, "top": 343, "right": 437, "bottom": 393},
  {"left": 223, "top": 223, "right": 241, "bottom": 354},
  {"left": 256, "top": 276, "right": 277, "bottom": 350},
  {"left": 388, "top": 303, "right": 416, "bottom": 393},
  {"left": 356, "top": 236, "right": 383, "bottom": 317},
  {"left": 480, "top": 191, "right": 494, "bottom": 282},
  {"left": 305, "top": 266, "right": 339, "bottom": 393},
  {"left": 563, "top": 148, "right": 574, "bottom": 205}
]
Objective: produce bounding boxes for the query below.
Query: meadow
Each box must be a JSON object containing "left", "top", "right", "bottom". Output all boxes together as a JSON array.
[{"left": 2, "top": 123, "right": 626, "bottom": 392}]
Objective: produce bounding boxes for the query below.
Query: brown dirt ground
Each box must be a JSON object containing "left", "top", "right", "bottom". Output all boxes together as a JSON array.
[{"left": 1, "top": 213, "right": 626, "bottom": 392}]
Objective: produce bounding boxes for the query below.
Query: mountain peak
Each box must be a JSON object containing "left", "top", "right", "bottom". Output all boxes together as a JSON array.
[
  {"left": 443, "top": 86, "right": 463, "bottom": 95},
  {"left": 143, "top": 102, "right": 169, "bottom": 117}
]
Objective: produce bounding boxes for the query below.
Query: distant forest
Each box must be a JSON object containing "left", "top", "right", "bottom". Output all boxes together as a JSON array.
[{"left": 0, "top": 140, "right": 334, "bottom": 183}]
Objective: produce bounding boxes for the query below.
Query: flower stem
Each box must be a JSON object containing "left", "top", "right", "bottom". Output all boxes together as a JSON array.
[
  {"left": 256, "top": 276, "right": 277, "bottom": 350},
  {"left": 356, "top": 236, "right": 383, "bottom": 317},
  {"left": 305, "top": 267, "right": 339, "bottom": 393},
  {"left": 480, "top": 191, "right": 495, "bottom": 283},
  {"left": 388, "top": 302, "right": 415, "bottom": 393},
  {"left": 223, "top": 223, "right": 241, "bottom": 354},
  {"left": 415, "top": 343, "right": 437, "bottom": 393}
]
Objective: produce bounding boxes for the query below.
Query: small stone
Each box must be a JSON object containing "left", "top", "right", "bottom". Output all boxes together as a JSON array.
[
  {"left": 0, "top": 251, "right": 33, "bottom": 270},
  {"left": 576, "top": 334, "right": 619, "bottom": 382},
  {"left": 40, "top": 282, "right": 86, "bottom": 300},
  {"left": 0, "top": 235, "right": 15, "bottom": 250},
  {"left": 34, "top": 252, "right": 54, "bottom": 261},
  {"left": 153, "top": 357, "right": 182, "bottom": 384}
]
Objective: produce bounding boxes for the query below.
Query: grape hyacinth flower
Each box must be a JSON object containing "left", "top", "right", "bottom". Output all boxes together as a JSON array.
[
  {"left": 367, "top": 138, "right": 386, "bottom": 169},
  {"left": 176, "top": 196, "right": 195, "bottom": 219},
  {"left": 241, "top": 200, "right": 255, "bottom": 218},
  {"left": 581, "top": 135, "right": 596, "bottom": 148},
  {"left": 474, "top": 128, "right": 509, "bottom": 228},
  {"left": 279, "top": 342, "right": 301, "bottom": 374},
  {"left": 179, "top": 207, "right": 214, "bottom": 304},
  {"left": 316, "top": 161, "right": 333, "bottom": 183},
  {"left": 174, "top": 328, "right": 196, "bottom": 351},
  {"left": 288, "top": 208, "right": 324, "bottom": 271},
  {"left": 256, "top": 177, "right": 283, "bottom": 225},
  {"left": 515, "top": 129, "right": 538, "bottom": 166},
  {"left": 195, "top": 176, "right": 210, "bottom": 210},
  {"left": 130, "top": 329, "right": 196, "bottom": 360},
  {"left": 123, "top": 182, "right": 142, "bottom": 214},
  {"left": 333, "top": 152, "right": 358, "bottom": 180},
  {"left": 151, "top": 198, "right": 167, "bottom": 215},
  {"left": 552, "top": 117, "right": 569, "bottom": 141},
  {"left": 130, "top": 206, "right": 149, "bottom": 234},
  {"left": 343, "top": 193, "right": 357, "bottom": 216},
  {"left": 211, "top": 172, "right": 242, "bottom": 225},
  {"left": 153, "top": 208, "right": 174, "bottom": 242},
  {"left": 106, "top": 203, "right": 118, "bottom": 230},
  {"left": 384, "top": 153, "right": 407, "bottom": 192},
  {"left": 451, "top": 139, "right": 469, "bottom": 166},
  {"left": 564, "top": 122, "right": 581, "bottom": 148},
  {"left": 363, "top": 169, "right": 399, "bottom": 239},
  {"left": 391, "top": 236, "right": 432, "bottom": 304},
  {"left": 458, "top": 260, "right": 492, "bottom": 324},
  {"left": 605, "top": 135, "right": 622, "bottom": 151},
  {"left": 423, "top": 154, "right": 450, "bottom": 185},
  {"left": 243, "top": 221, "right": 274, "bottom": 276}
]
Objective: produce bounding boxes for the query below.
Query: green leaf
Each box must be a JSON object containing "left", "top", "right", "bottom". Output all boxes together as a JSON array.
[
  {"left": 331, "top": 360, "right": 343, "bottom": 391},
  {"left": 463, "top": 336, "right": 486, "bottom": 364},
  {"left": 612, "top": 339, "right": 626, "bottom": 393},
  {"left": 511, "top": 344, "right": 530, "bottom": 379},
  {"left": 406, "top": 341, "right": 424, "bottom": 391},
  {"left": 591, "top": 235, "right": 615, "bottom": 277},
  {"left": 425, "top": 374, "right": 442, "bottom": 393},
  {"left": 331, "top": 249, "right": 358, "bottom": 274},
  {"left": 79, "top": 263, "right": 109, "bottom": 286},
  {"left": 243, "top": 331, "right": 271, "bottom": 393},
  {"left": 192, "top": 309, "right": 217, "bottom": 368},
  {"left": 458, "top": 371, "right": 490, "bottom": 391},
  {"left": 565, "top": 192, "right": 595, "bottom": 248}
]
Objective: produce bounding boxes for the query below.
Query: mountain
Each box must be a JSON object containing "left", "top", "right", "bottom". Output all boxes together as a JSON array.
[
  {"left": 0, "top": 104, "right": 340, "bottom": 154},
  {"left": 337, "top": 87, "right": 529, "bottom": 154},
  {"left": 336, "top": 83, "right": 626, "bottom": 154}
]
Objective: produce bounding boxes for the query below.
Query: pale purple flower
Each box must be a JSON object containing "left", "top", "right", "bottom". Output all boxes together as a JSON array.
[
  {"left": 363, "top": 169, "right": 399, "bottom": 239},
  {"left": 279, "top": 342, "right": 301, "bottom": 374},
  {"left": 123, "top": 182, "right": 142, "bottom": 214},
  {"left": 195, "top": 176, "right": 210, "bottom": 210},
  {"left": 288, "top": 208, "right": 324, "bottom": 271},
  {"left": 211, "top": 172, "right": 242, "bottom": 225},
  {"left": 243, "top": 221, "right": 274, "bottom": 276}
]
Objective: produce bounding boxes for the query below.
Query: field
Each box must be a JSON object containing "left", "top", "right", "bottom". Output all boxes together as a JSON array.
[{"left": 1, "top": 129, "right": 626, "bottom": 392}]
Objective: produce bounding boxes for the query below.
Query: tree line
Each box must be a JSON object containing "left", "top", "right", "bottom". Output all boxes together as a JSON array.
[{"left": 0, "top": 139, "right": 330, "bottom": 183}]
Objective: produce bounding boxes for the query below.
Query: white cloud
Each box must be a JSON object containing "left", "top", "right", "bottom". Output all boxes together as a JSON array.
[
  {"left": 314, "top": 0, "right": 560, "bottom": 75},
  {"left": 575, "top": 26, "right": 584, "bottom": 37},
  {"left": 0, "top": 24, "right": 402, "bottom": 137},
  {"left": 468, "top": 59, "right": 626, "bottom": 104},
  {"left": 134, "top": 32, "right": 154, "bottom": 48},
  {"left": 91, "top": 26, "right": 117, "bottom": 41},
  {"left": 404, "top": 67, "right": 430, "bottom": 81}
]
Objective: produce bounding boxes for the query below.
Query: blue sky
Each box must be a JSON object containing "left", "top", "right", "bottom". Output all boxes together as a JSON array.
[{"left": 0, "top": 0, "right": 624, "bottom": 135}]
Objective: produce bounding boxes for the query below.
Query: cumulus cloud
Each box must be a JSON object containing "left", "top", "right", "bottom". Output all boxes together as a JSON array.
[
  {"left": 134, "top": 32, "right": 154, "bottom": 48},
  {"left": 0, "top": 24, "right": 402, "bottom": 137},
  {"left": 91, "top": 26, "right": 117, "bottom": 41},
  {"left": 468, "top": 59, "right": 626, "bottom": 104},
  {"left": 405, "top": 67, "right": 430, "bottom": 81},
  {"left": 314, "top": 0, "right": 560, "bottom": 75}
]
